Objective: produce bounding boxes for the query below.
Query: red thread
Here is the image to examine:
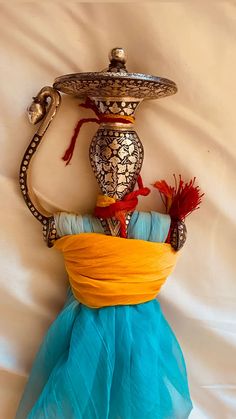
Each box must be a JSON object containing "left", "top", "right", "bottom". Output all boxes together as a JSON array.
[
  {"left": 94, "top": 175, "right": 150, "bottom": 238},
  {"left": 62, "top": 117, "right": 99, "bottom": 165},
  {"left": 62, "top": 98, "right": 135, "bottom": 165}
]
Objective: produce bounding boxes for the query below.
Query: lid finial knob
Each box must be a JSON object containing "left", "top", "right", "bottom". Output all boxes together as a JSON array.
[
  {"left": 108, "top": 47, "right": 127, "bottom": 73},
  {"left": 109, "top": 47, "right": 126, "bottom": 64}
]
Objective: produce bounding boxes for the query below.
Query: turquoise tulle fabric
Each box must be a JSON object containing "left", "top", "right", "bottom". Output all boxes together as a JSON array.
[{"left": 16, "top": 211, "right": 193, "bottom": 419}]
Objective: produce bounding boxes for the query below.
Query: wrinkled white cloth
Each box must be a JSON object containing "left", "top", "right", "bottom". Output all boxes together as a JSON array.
[{"left": 0, "top": 2, "right": 235, "bottom": 418}]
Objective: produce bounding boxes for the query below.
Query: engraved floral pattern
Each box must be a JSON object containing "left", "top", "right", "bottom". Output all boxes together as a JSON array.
[
  {"left": 93, "top": 100, "right": 140, "bottom": 116},
  {"left": 89, "top": 129, "right": 143, "bottom": 199},
  {"left": 54, "top": 74, "right": 177, "bottom": 100}
]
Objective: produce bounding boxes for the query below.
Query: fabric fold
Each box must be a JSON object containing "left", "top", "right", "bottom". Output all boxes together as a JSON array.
[{"left": 54, "top": 233, "right": 179, "bottom": 308}]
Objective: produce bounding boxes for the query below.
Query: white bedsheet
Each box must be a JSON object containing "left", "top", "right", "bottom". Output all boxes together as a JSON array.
[{"left": 0, "top": 2, "right": 235, "bottom": 418}]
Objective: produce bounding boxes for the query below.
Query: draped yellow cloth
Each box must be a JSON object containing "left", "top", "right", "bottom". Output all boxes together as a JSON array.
[{"left": 54, "top": 233, "right": 179, "bottom": 308}]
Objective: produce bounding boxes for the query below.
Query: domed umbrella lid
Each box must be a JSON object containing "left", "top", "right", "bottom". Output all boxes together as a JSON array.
[{"left": 53, "top": 47, "right": 177, "bottom": 100}]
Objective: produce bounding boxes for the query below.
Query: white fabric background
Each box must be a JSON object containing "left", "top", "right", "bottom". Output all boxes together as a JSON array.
[{"left": 0, "top": 2, "right": 235, "bottom": 418}]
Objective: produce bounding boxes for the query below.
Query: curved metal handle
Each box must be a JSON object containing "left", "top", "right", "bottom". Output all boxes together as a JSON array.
[{"left": 19, "top": 86, "right": 61, "bottom": 245}]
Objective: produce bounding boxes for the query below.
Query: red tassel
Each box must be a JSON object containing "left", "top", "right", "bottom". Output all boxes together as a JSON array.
[{"left": 153, "top": 175, "right": 204, "bottom": 221}]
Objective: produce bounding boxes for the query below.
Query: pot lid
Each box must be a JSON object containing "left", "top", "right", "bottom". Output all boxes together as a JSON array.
[{"left": 53, "top": 47, "right": 177, "bottom": 100}]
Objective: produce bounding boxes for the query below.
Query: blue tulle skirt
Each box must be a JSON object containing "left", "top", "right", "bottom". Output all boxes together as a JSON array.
[
  {"left": 16, "top": 290, "right": 193, "bottom": 419},
  {"left": 16, "top": 212, "right": 193, "bottom": 418}
]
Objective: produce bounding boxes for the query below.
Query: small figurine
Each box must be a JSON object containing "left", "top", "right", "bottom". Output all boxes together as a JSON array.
[{"left": 16, "top": 47, "right": 203, "bottom": 419}]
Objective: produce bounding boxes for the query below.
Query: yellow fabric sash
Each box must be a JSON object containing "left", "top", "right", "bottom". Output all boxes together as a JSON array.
[{"left": 54, "top": 233, "right": 179, "bottom": 308}]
